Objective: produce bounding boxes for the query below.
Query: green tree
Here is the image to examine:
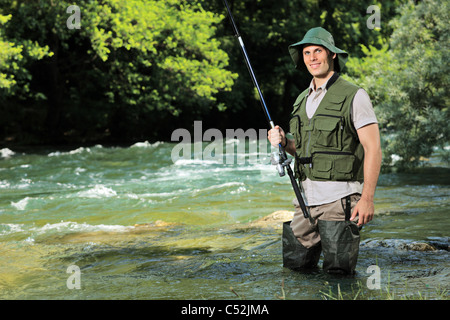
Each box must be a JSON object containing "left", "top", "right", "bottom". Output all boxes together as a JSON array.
[
  {"left": 345, "top": 0, "right": 449, "bottom": 169},
  {"left": 0, "top": 10, "right": 53, "bottom": 140},
  {"left": 1, "top": 0, "right": 433, "bottom": 149},
  {"left": 0, "top": 13, "right": 52, "bottom": 95},
  {"left": 201, "top": 0, "right": 409, "bottom": 131},
  {"left": 0, "top": 0, "right": 236, "bottom": 143}
]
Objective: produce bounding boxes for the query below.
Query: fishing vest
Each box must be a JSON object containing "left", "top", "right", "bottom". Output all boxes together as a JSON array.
[{"left": 289, "top": 75, "right": 364, "bottom": 182}]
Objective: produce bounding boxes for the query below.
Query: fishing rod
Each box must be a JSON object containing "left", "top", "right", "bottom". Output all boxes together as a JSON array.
[{"left": 222, "top": 0, "right": 309, "bottom": 219}]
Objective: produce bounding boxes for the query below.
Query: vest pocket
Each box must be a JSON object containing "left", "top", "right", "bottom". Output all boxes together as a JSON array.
[
  {"left": 310, "top": 154, "right": 333, "bottom": 180},
  {"left": 289, "top": 115, "right": 301, "bottom": 148},
  {"left": 314, "top": 116, "right": 343, "bottom": 150},
  {"left": 333, "top": 154, "right": 355, "bottom": 180},
  {"left": 310, "top": 153, "right": 355, "bottom": 181},
  {"left": 324, "top": 95, "right": 346, "bottom": 111}
]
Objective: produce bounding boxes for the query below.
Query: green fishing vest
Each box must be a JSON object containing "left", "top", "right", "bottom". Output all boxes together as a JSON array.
[{"left": 289, "top": 75, "right": 365, "bottom": 182}]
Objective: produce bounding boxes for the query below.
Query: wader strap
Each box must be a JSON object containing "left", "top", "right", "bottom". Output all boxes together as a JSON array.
[{"left": 345, "top": 195, "right": 351, "bottom": 221}]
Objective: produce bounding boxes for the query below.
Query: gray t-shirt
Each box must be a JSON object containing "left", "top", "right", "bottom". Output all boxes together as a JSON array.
[{"left": 299, "top": 77, "right": 378, "bottom": 206}]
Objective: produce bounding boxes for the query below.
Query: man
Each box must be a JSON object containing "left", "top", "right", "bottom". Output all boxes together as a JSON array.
[{"left": 268, "top": 27, "right": 382, "bottom": 274}]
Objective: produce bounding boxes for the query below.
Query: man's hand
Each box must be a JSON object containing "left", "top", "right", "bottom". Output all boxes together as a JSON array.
[
  {"left": 350, "top": 197, "right": 374, "bottom": 226},
  {"left": 267, "top": 125, "right": 286, "bottom": 148},
  {"left": 268, "top": 126, "right": 296, "bottom": 156}
]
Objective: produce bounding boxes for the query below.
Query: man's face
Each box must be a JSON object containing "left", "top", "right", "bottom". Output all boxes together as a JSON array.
[{"left": 302, "top": 45, "right": 336, "bottom": 78}]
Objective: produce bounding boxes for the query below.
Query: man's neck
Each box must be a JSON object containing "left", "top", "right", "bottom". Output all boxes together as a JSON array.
[{"left": 313, "top": 71, "right": 335, "bottom": 90}]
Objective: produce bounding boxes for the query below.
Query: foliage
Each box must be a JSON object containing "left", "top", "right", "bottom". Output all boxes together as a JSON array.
[
  {"left": 1, "top": 0, "right": 447, "bottom": 171},
  {"left": 81, "top": 0, "right": 236, "bottom": 114},
  {"left": 0, "top": 13, "right": 52, "bottom": 98},
  {"left": 0, "top": 0, "right": 236, "bottom": 143},
  {"left": 345, "top": 0, "right": 449, "bottom": 169},
  {"left": 320, "top": 280, "right": 449, "bottom": 300}
]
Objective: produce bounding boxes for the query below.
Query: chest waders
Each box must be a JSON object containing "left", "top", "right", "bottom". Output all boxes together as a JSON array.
[
  {"left": 283, "top": 195, "right": 361, "bottom": 274},
  {"left": 282, "top": 75, "right": 362, "bottom": 275},
  {"left": 283, "top": 221, "right": 322, "bottom": 270},
  {"left": 318, "top": 196, "right": 361, "bottom": 274}
]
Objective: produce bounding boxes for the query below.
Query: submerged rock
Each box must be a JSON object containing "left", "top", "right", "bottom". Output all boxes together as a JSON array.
[
  {"left": 133, "top": 220, "right": 178, "bottom": 230},
  {"left": 247, "top": 210, "right": 294, "bottom": 229},
  {"left": 360, "top": 239, "right": 446, "bottom": 252},
  {"left": 428, "top": 239, "right": 450, "bottom": 251},
  {"left": 402, "top": 242, "right": 436, "bottom": 251}
]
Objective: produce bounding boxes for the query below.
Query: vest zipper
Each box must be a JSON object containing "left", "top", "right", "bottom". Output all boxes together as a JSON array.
[{"left": 306, "top": 118, "right": 312, "bottom": 167}]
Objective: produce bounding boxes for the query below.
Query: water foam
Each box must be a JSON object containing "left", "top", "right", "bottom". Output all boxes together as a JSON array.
[
  {"left": 11, "top": 197, "right": 31, "bottom": 210},
  {"left": 77, "top": 185, "right": 117, "bottom": 198},
  {"left": 131, "top": 141, "right": 163, "bottom": 148},
  {"left": 0, "top": 180, "right": 11, "bottom": 189},
  {"left": 38, "top": 221, "right": 130, "bottom": 233},
  {"left": 192, "top": 182, "right": 246, "bottom": 196},
  {"left": 0, "top": 223, "right": 25, "bottom": 235},
  {"left": 0, "top": 148, "right": 15, "bottom": 158},
  {"left": 0, "top": 221, "right": 131, "bottom": 238},
  {"left": 48, "top": 147, "right": 91, "bottom": 157},
  {"left": 174, "top": 159, "right": 220, "bottom": 166}
]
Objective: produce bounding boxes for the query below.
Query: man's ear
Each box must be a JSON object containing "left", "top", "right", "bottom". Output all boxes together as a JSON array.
[{"left": 325, "top": 48, "right": 337, "bottom": 60}]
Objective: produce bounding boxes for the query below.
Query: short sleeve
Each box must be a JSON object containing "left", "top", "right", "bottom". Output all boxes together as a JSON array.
[{"left": 351, "top": 89, "right": 378, "bottom": 130}]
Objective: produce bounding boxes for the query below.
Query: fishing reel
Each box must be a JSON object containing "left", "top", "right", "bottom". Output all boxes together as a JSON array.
[{"left": 270, "top": 149, "right": 292, "bottom": 177}]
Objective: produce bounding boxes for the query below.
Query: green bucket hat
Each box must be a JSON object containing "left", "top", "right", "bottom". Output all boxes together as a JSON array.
[{"left": 288, "top": 27, "right": 348, "bottom": 73}]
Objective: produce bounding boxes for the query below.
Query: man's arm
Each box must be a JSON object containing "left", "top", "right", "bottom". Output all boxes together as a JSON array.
[{"left": 351, "top": 123, "right": 382, "bottom": 226}]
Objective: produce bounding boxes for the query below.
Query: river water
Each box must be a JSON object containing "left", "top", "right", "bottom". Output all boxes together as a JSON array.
[{"left": 0, "top": 140, "right": 448, "bottom": 300}]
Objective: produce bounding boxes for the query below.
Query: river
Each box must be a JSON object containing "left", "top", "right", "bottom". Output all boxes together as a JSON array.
[{"left": 0, "top": 140, "right": 448, "bottom": 299}]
